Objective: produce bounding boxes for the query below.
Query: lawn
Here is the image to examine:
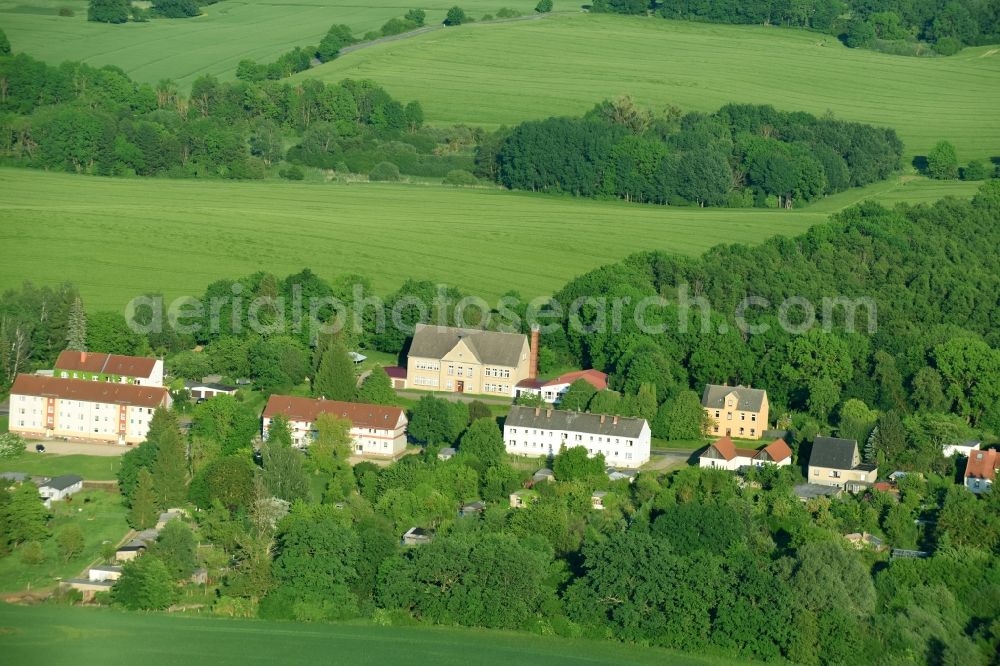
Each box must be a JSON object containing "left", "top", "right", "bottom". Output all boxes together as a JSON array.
[
  {"left": 0, "top": 0, "right": 541, "bottom": 88},
  {"left": 0, "top": 489, "right": 128, "bottom": 594},
  {"left": 0, "top": 604, "right": 747, "bottom": 666},
  {"left": 0, "top": 454, "right": 122, "bottom": 481},
  {"left": 0, "top": 168, "right": 977, "bottom": 313},
  {"left": 302, "top": 14, "right": 1000, "bottom": 160}
]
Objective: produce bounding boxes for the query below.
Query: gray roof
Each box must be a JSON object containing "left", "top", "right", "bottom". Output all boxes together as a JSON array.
[
  {"left": 184, "top": 380, "right": 236, "bottom": 392},
  {"left": 793, "top": 483, "right": 842, "bottom": 500},
  {"left": 701, "top": 384, "right": 767, "bottom": 412},
  {"left": 42, "top": 474, "right": 83, "bottom": 491},
  {"left": 506, "top": 405, "right": 647, "bottom": 438},
  {"left": 810, "top": 437, "right": 859, "bottom": 470},
  {"left": 409, "top": 324, "right": 527, "bottom": 367},
  {"left": 90, "top": 565, "right": 123, "bottom": 573},
  {"left": 0, "top": 472, "right": 28, "bottom": 482}
]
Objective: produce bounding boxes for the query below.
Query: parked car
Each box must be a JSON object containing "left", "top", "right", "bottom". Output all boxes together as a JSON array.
[{"left": 35, "top": 444, "right": 46, "bottom": 453}]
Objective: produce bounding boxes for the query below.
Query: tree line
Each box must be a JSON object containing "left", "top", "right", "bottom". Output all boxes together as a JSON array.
[
  {"left": 591, "top": 0, "right": 1000, "bottom": 55},
  {"left": 479, "top": 97, "right": 903, "bottom": 208}
]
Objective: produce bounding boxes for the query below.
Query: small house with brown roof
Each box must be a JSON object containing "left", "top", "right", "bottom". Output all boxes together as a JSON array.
[
  {"left": 699, "top": 436, "right": 792, "bottom": 471},
  {"left": 262, "top": 395, "right": 407, "bottom": 458},
  {"left": 964, "top": 448, "right": 999, "bottom": 494},
  {"left": 8, "top": 374, "right": 171, "bottom": 445},
  {"left": 515, "top": 369, "right": 609, "bottom": 404},
  {"left": 54, "top": 350, "right": 164, "bottom": 387}
]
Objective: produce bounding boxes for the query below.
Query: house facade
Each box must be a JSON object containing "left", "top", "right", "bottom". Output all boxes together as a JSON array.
[
  {"left": 964, "top": 448, "right": 998, "bottom": 494},
  {"left": 808, "top": 436, "right": 878, "bottom": 488},
  {"left": 262, "top": 395, "right": 407, "bottom": 458},
  {"left": 503, "top": 405, "right": 651, "bottom": 468},
  {"left": 699, "top": 437, "right": 792, "bottom": 471},
  {"left": 514, "top": 369, "right": 609, "bottom": 404},
  {"left": 405, "top": 324, "right": 533, "bottom": 396},
  {"left": 701, "top": 384, "right": 769, "bottom": 440},
  {"left": 54, "top": 350, "right": 164, "bottom": 387},
  {"left": 9, "top": 374, "right": 171, "bottom": 445}
]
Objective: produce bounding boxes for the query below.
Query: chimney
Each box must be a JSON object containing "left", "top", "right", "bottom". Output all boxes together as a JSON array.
[
  {"left": 600, "top": 414, "right": 606, "bottom": 424},
  {"left": 613, "top": 415, "right": 619, "bottom": 425},
  {"left": 81, "top": 351, "right": 87, "bottom": 363},
  {"left": 529, "top": 325, "right": 539, "bottom": 380}
]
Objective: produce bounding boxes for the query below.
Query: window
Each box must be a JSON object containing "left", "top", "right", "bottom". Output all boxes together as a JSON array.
[
  {"left": 751, "top": 414, "right": 756, "bottom": 422},
  {"left": 740, "top": 413, "right": 745, "bottom": 421},
  {"left": 714, "top": 410, "right": 720, "bottom": 418},
  {"left": 739, "top": 427, "right": 744, "bottom": 435},
  {"left": 466, "top": 368, "right": 472, "bottom": 377},
  {"left": 726, "top": 413, "right": 732, "bottom": 421},
  {"left": 750, "top": 429, "right": 756, "bottom": 436},
  {"left": 448, "top": 365, "right": 454, "bottom": 375}
]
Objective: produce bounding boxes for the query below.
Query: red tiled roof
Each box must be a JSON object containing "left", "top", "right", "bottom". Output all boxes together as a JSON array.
[
  {"left": 710, "top": 436, "right": 737, "bottom": 460},
  {"left": 757, "top": 438, "right": 792, "bottom": 463},
  {"left": 10, "top": 374, "right": 168, "bottom": 408},
  {"left": 516, "top": 378, "right": 545, "bottom": 389},
  {"left": 55, "top": 350, "right": 158, "bottom": 379},
  {"left": 965, "top": 448, "right": 999, "bottom": 481},
  {"left": 543, "top": 369, "right": 608, "bottom": 391},
  {"left": 263, "top": 395, "right": 405, "bottom": 430},
  {"left": 383, "top": 366, "right": 407, "bottom": 379}
]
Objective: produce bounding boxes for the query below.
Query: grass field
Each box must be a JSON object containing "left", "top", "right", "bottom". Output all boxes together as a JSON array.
[
  {"left": 0, "top": 0, "right": 540, "bottom": 88},
  {"left": 303, "top": 14, "right": 1000, "bottom": 160},
  {"left": 0, "top": 168, "right": 979, "bottom": 313},
  {"left": 0, "top": 490, "right": 127, "bottom": 594},
  {"left": 0, "top": 604, "right": 747, "bottom": 665},
  {"left": 0, "top": 454, "right": 122, "bottom": 481}
]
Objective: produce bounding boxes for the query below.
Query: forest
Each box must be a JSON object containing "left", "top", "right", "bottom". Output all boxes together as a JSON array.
[
  {"left": 482, "top": 100, "right": 904, "bottom": 207},
  {"left": 594, "top": 0, "right": 1000, "bottom": 55}
]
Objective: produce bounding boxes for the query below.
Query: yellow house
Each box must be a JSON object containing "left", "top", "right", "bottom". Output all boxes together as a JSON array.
[
  {"left": 701, "top": 384, "right": 769, "bottom": 440},
  {"left": 405, "top": 324, "right": 534, "bottom": 397}
]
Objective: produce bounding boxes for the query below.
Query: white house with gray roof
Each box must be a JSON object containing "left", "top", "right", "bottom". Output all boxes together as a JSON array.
[
  {"left": 701, "top": 384, "right": 770, "bottom": 440},
  {"left": 405, "top": 324, "right": 534, "bottom": 396},
  {"left": 504, "top": 405, "right": 650, "bottom": 468}
]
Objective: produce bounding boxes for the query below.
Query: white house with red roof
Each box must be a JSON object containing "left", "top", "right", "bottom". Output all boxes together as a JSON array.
[
  {"left": 964, "top": 448, "right": 999, "bottom": 494},
  {"left": 9, "top": 374, "right": 171, "bottom": 445},
  {"left": 699, "top": 436, "right": 792, "bottom": 471},
  {"left": 54, "top": 350, "right": 164, "bottom": 387},
  {"left": 515, "top": 369, "right": 609, "bottom": 404},
  {"left": 262, "top": 395, "right": 407, "bottom": 459}
]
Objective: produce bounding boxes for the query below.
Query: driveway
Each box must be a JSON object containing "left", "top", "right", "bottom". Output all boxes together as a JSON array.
[{"left": 22, "top": 440, "right": 131, "bottom": 457}]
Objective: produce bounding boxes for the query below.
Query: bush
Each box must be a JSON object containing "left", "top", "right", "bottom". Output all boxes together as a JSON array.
[
  {"left": 961, "top": 160, "right": 990, "bottom": 181},
  {"left": 279, "top": 165, "right": 305, "bottom": 180},
  {"left": 58, "top": 7, "right": 75, "bottom": 17},
  {"left": 381, "top": 17, "right": 417, "bottom": 36},
  {"left": 363, "top": 31, "right": 380, "bottom": 41},
  {"left": 444, "top": 6, "right": 468, "bottom": 25},
  {"left": 535, "top": 0, "right": 554, "bottom": 12},
  {"left": 444, "top": 169, "right": 478, "bottom": 186},
  {"left": 405, "top": 9, "right": 426, "bottom": 26},
  {"left": 88, "top": 0, "right": 130, "bottom": 24},
  {"left": 369, "top": 161, "right": 401, "bottom": 182},
  {"left": 19, "top": 541, "right": 45, "bottom": 566},
  {"left": 933, "top": 36, "right": 963, "bottom": 56},
  {"left": 0, "top": 432, "right": 26, "bottom": 458},
  {"left": 496, "top": 7, "right": 522, "bottom": 18},
  {"left": 152, "top": 0, "right": 201, "bottom": 19}
]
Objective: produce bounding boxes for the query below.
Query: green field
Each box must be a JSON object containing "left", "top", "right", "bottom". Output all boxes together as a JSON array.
[
  {"left": 0, "top": 454, "right": 122, "bottom": 481},
  {"left": 0, "top": 0, "right": 540, "bottom": 88},
  {"left": 0, "top": 490, "right": 127, "bottom": 594},
  {"left": 303, "top": 14, "right": 1000, "bottom": 160},
  {"left": 0, "top": 168, "right": 979, "bottom": 313},
  {"left": 0, "top": 604, "right": 745, "bottom": 665}
]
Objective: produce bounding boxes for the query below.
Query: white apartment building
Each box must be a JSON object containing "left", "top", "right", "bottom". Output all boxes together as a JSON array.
[
  {"left": 503, "top": 405, "right": 651, "bottom": 469},
  {"left": 54, "top": 350, "right": 164, "bottom": 387},
  {"left": 9, "top": 374, "right": 171, "bottom": 445},
  {"left": 262, "top": 395, "right": 408, "bottom": 459}
]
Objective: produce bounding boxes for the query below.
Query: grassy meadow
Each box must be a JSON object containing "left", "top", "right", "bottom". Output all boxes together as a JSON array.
[
  {"left": 0, "top": 0, "right": 540, "bottom": 88},
  {"left": 0, "top": 604, "right": 747, "bottom": 665},
  {"left": 303, "top": 14, "right": 1000, "bottom": 160},
  {"left": 0, "top": 454, "right": 122, "bottom": 481},
  {"left": 0, "top": 169, "right": 978, "bottom": 312}
]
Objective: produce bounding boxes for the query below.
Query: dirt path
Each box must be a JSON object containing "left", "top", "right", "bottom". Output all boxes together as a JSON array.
[
  {"left": 22, "top": 440, "right": 130, "bottom": 457},
  {"left": 338, "top": 12, "right": 555, "bottom": 58}
]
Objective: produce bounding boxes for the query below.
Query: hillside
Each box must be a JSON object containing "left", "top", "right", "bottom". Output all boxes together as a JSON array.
[
  {"left": 301, "top": 14, "right": 1000, "bottom": 160},
  {"left": 0, "top": 0, "right": 539, "bottom": 88},
  {"left": 0, "top": 168, "right": 977, "bottom": 312}
]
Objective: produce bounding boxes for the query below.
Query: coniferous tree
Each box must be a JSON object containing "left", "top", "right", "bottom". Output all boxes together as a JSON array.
[
  {"left": 313, "top": 341, "right": 356, "bottom": 401},
  {"left": 129, "top": 468, "right": 158, "bottom": 529},
  {"left": 66, "top": 296, "right": 87, "bottom": 351},
  {"left": 356, "top": 366, "right": 396, "bottom": 405},
  {"left": 152, "top": 416, "right": 188, "bottom": 507}
]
